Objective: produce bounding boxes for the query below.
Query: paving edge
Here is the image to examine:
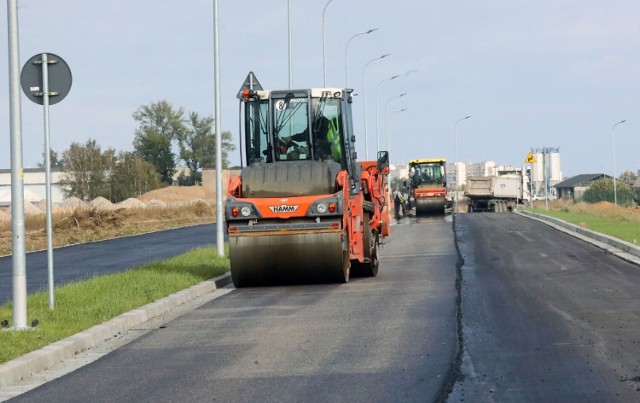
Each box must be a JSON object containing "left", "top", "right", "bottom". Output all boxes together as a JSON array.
[
  {"left": 516, "top": 210, "right": 640, "bottom": 264},
  {"left": 0, "top": 272, "right": 232, "bottom": 388}
]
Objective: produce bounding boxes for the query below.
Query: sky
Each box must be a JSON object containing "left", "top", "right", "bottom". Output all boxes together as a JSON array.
[{"left": 1, "top": 0, "right": 639, "bottom": 178}]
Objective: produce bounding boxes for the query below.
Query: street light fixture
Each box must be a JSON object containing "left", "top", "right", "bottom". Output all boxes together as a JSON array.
[
  {"left": 612, "top": 119, "right": 626, "bottom": 205},
  {"left": 375, "top": 75, "right": 400, "bottom": 153},
  {"left": 362, "top": 54, "right": 390, "bottom": 160},
  {"left": 322, "top": 0, "right": 335, "bottom": 87},
  {"left": 454, "top": 115, "right": 471, "bottom": 212},
  {"left": 345, "top": 28, "right": 378, "bottom": 87}
]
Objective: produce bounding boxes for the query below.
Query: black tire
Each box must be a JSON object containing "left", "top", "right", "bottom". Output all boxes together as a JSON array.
[{"left": 351, "top": 212, "right": 379, "bottom": 277}]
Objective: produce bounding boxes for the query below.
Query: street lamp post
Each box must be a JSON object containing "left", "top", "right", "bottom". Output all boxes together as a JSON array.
[
  {"left": 362, "top": 54, "right": 390, "bottom": 160},
  {"left": 322, "top": 0, "right": 335, "bottom": 87},
  {"left": 385, "top": 93, "right": 407, "bottom": 153},
  {"left": 454, "top": 115, "right": 471, "bottom": 212},
  {"left": 387, "top": 107, "right": 407, "bottom": 196},
  {"left": 213, "top": 0, "right": 224, "bottom": 257},
  {"left": 344, "top": 28, "right": 378, "bottom": 87},
  {"left": 612, "top": 119, "right": 626, "bottom": 205},
  {"left": 287, "top": 0, "right": 292, "bottom": 89},
  {"left": 375, "top": 75, "right": 400, "bottom": 153}
]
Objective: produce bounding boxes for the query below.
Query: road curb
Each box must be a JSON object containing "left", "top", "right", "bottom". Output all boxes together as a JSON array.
[
  {"left": 0, "top": 272, "right": 232, "bottom": 388},
  {"left": 517, "top": 210, "right": 640, "bottom": 264}
]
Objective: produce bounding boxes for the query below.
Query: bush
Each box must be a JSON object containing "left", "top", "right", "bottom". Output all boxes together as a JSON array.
[{"left": 583, "top": 178, "right": 635, "bottom": 207}]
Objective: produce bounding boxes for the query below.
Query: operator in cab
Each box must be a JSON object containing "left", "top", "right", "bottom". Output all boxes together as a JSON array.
[{"left": 282, "top": 114, "right": 342, "bottom": 164}]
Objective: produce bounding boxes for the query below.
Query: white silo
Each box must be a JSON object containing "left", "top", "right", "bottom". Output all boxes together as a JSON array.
[
  {"left": 531, "top": 149, "right": 545, "bottom": 195},
  {"left": 549, "top": 150, "right": 562, "bottom": 184},
  {"left": 529, "top": 147, "right": 561, "bottom": 197}
]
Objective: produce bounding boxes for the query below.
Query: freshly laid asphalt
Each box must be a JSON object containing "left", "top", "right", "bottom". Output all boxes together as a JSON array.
[
  {"left": 0, "top": 214, "right": 640, "bottom": 401},
  {"left": 0, "top": 223, "right": 218, "bottom": 305}
]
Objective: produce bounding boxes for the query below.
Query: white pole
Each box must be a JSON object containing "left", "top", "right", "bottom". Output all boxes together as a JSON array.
[
  {"left": 612, "top": 119, "right": 625, "bottom": 205},
  {"left": 454, "top": 116, "right": 471, "bottom": 213},
  {"left": 288, "top": 0, "right": 292, "bottom": 89},
  {"left": 362, "top": 54, "right": 389, "bottom": 160},
  {"left": 375, "top": 75, "right": 399, "bottom": 153},
  {"left": 213, "top": 0, "right": 224, "bottom": 257},
  {"left": 7, "top": 0, "right": 28, "bottom": 330},
  {"left": 387, "top": 108, "right": 407, "bottom": 197},
  {"left": 322, "top": 0, "right": 334, "bottom": 87},
  {"left": 544, "top": 147, "right": 549, "bottom": 210},
  {"left": 41, "top": 53, "right": 55, "bottom": 309}
]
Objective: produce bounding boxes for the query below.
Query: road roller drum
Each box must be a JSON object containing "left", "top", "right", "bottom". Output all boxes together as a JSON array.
[
  {"left": 415, "top": 197, "right": 446, "bottom": 216},
  {"left": 229, "top": 229, "right": 349, "bottom": 287}
]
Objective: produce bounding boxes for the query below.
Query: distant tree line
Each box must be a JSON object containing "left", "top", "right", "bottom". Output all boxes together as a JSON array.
[{"left": 45, "top": 100, "right": 235, "bottom": 203}]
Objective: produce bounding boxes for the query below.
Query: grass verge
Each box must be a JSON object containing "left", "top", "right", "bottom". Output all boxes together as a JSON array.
[
  {"left": 0, "top": 246, "right": 229, "bottom": 365},
  {"left": 528, "top": 208, "right": 640, "bottom": 244}
]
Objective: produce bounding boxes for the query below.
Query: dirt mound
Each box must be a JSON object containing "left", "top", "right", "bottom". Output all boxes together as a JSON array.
[
  {"left": 0, "top": 208, "right": 9, "bottom": 221},
  {"left": 61, "top": 197, "right": 87, "bottom": 210},
  {"left": 137, "top": 185, "right": 213, "bottom": 204},
  {"left": 55, "top": 208, "right": 123, "bottom": 231},
  {"left": 145, "top": 199, "right": 167, "bottom": 208},
  {"left": 10, "top": 202, "right": 42, "bottom": 215},
  {"left": 589, "top": 201, "right": 623, "bottom": 213},
  {"left": 116, "top": 198, "right": 146, "bottom": 209},
  {"left": 90, "top": 197, "right": 116, "bottom": 211}
]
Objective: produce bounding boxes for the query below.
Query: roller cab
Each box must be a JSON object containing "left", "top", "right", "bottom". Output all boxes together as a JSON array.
[
  {"left": 226, "top": 80, "right": 387, "bottom": 287},
  {"left": 408, "top": 158, "right": 450, "bottom": 216}
]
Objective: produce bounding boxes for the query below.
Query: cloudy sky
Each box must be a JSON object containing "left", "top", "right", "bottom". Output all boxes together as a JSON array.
[{"left": 1, "top": 1, "right": 639, "bottom": 177}]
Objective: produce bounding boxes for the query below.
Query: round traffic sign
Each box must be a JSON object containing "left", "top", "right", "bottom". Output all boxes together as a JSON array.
[{"left": 20, "top": 53, "right": 72, "bottom": 105}]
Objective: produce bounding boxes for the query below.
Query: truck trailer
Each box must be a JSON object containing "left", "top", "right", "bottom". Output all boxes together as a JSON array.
[{"left": 465, "top": 171, "right": 526, "bottom": 213}]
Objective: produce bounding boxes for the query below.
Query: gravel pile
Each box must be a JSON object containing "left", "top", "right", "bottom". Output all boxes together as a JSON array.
[
  {"left": 90, "top": 197, "right": 116, "bottom": 211},
  {"left": 145, "top": 199, "right": 167, "bottom": 208},
  {"left": 116, "top": 198, "right": 147, "bottom": 209},
  {"left": 60, "top": 197, "right": 87, "bottom": 211}
]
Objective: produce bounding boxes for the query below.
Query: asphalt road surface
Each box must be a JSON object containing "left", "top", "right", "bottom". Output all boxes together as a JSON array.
[
  {"left": 0, "top": 224, "right": 217, "bottom": 304},
  {"left": 10, "top": 218, "right": 460, "bottom": 402},
  {"left": 7, "top": 213, "right": 640, "bottom": 402},
  {"left": 449, "top": 213, "right": 640, "bottom": 401}
]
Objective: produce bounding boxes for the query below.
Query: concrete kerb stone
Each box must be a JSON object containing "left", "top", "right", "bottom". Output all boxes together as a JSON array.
[
  {"left": 517, "top": 210, "right": 640, "bottom": 265},
  {"left": 0, "top": 272, "right": 232, "bottom": 388}
]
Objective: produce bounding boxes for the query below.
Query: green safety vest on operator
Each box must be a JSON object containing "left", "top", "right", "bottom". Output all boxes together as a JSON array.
[{"left": 327, "top": 117, "right": 342, "bottom": 162}]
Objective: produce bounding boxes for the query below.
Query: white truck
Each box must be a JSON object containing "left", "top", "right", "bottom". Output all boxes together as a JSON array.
[{"left": 465, "top": 171, "right": 526, "bottom": 213}]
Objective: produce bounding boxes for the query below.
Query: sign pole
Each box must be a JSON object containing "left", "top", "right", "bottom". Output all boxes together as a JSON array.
[
  {"left": 20, "top": 52, "right": 72, "bottom": 315},
  {"left": 41, "top": 53, "right": 55, "bottom": 309},
  {"left": 529, "top": 162, "right": 533, "bottom": 206},
  {"left": 524, "top": 151, "right": 536, "bottom": 207}
]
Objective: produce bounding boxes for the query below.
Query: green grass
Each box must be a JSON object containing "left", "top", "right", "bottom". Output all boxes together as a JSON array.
[
  {"left": 528, "top": 208, "right": 640, "bottom": 244},
  {"left": 0, "top": 246, "right": 229, "bottom": 364}
]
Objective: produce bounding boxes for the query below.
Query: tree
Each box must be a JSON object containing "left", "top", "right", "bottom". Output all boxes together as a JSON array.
[
  {"left": 37, "top": 150, "right": 64, "bottom": 169},
  {"left": 583, "top": 177, "right": 635, "bottom": 207},
  {"left": 109, "top": 152, "right": 162, "bottom": 202},
  {"left": 619, "top": 170, "right": 638, "bottom": 185},
  {"left": 59, "top": 139, "right": 113, "bottom": 200},
  {"left": 177, "top": 112, "right": 236, "bottom": 184},
  {"left": 132, "top": 101, "right": 185, "bottom": 185}
]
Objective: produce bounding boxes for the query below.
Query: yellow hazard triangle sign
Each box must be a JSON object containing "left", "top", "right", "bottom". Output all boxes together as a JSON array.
[{"left": 525, "top": 152, "right": 536, "bottom": 163}]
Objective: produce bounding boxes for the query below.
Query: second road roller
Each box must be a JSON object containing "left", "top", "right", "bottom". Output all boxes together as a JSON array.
[
  {"left": 225, "top": 76, "right": 390, "bottom": 287},
  {"left": 408, "top": 158, "right": 451, "bottom": 216}
]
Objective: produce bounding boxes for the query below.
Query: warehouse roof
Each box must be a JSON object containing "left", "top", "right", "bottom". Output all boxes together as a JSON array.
[{"left": 554, "top": 174, "right": 609, "bottom": 189}]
